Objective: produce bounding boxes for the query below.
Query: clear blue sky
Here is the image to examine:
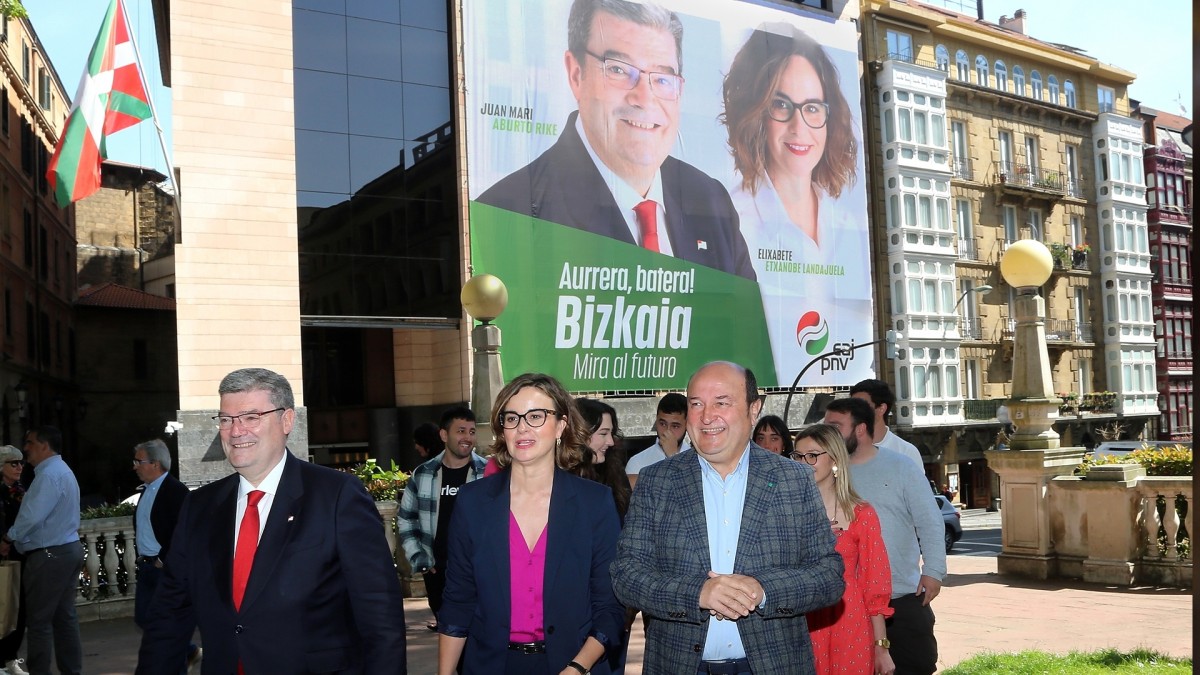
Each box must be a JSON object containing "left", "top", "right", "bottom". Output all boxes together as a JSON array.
[{"left": 20, "top": 0, "right": 1195, "bottom": 180}]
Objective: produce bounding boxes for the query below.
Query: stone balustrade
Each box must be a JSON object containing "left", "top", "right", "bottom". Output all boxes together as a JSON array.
[
  {"left": 1048, "top": 466, "right": 1192, "bottom": 587},
  {"left": 73, "top": 500, "right": 411, "bottom": 622},
  {"left": 77, "top": 516, "right": 137, "bottom": 621}
]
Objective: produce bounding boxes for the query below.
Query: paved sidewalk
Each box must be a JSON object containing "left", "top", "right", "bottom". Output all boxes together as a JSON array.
[{"left": 81, "top": 554, "right": 1191, "bottom": 674}]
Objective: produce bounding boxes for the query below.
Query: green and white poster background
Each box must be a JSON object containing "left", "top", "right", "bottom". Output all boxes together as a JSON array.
[{"left": 464, "top": 0, "right": 873, "bottom": 391}]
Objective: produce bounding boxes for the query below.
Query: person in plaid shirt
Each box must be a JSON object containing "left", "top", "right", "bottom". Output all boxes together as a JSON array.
[{"left": 398, "top": 407, "right": 488, "bottom": 634}]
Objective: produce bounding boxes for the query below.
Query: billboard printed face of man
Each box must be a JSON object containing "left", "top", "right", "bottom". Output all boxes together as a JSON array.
[{"left": 565, "top": 9, "right": 682, "bottom": 194}]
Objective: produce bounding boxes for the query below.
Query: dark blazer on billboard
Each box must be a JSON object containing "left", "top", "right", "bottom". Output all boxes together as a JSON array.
[
  {"left": 438, "top": 468, "right": 624, "bottom": 675},
  {"left": 136, "top": 451, "right": 407, "bottom": 674},
  {"left": 477, "top": 111, "right": 756, "bottom": 281},
  {"left": 611, "top": 446, "right": 845, "bottom": 675}
]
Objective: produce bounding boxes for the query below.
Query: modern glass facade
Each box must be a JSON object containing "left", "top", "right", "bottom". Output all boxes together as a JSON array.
[
  {"left": 292, "top": 0, "right": 460, "bottom": 321},
  {"left": 292, "top": 0, "right": 460, "bottom": 436}
]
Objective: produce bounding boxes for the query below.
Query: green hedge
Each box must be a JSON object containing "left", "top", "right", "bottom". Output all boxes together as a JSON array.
[{"left": 1078, "top": 444, "right": 1193, "bottom": 477}]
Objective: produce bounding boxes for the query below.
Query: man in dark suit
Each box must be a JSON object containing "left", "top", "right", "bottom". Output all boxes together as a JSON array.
[
  {"left": 136, "top": 368, "right": 406, "bottom": 674},
  {"left": 131, "top": 438, "right": 199, "bottom": 670},
  {"left": 612, "top": 362, "right": 844, "bottom": 675},
  {"left": 477, "top": 0, "right": 755, "bottom": 280}
]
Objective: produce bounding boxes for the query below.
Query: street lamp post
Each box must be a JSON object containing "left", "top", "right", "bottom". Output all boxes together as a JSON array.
[
  {"left": 461, "top": 274, "right": 508, "bottom": 453},
  {"left": 998, "top": 240, "right": 1061, "bottom": 450}
]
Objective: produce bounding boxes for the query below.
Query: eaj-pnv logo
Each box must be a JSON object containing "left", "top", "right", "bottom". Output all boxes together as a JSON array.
[{"left": 795, "top": 311, "right": 829, "bottom": 356}]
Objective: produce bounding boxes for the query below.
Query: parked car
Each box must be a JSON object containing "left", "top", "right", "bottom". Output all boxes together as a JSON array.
[{"left": 935, "top": 494, "right": 962, "bottom": 553}]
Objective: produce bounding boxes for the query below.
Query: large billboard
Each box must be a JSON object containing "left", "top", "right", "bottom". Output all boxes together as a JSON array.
[{"left": 465, "top": 0, "right": 872, "bottom": 390}]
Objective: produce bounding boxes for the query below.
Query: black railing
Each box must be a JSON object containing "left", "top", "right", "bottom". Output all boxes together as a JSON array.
[
  {"left": 963, "top": 399, "right": 1003, "bottom": 421},
  {"left": 957, "top": 237, "right": 979, "bottom": 261},
  {"left": 1076, "top": 322, "right": 1094, "bottom": 343},
  {"left": 999, "top": 318, "right": 1016, "bottom": 341},
  {"left": 959, "top": 317, "right": 982, "bottom": 340},
  {"left": 951, "top": 157, "right": 974, "bottom": 181},
  {"left": 994, "top": 162, "right": 1067, "bottom": 195},
  {"left": 1045, "top": 319, "right": 1075, "bottom": 342}
]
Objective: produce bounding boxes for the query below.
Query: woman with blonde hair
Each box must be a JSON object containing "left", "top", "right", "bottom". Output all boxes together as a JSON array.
[
  {"left": 438, "top": 373, "right": 624, "bottom": 675},
  {"left": 793, "top": 424, "right": 894, "bottom": 674}
]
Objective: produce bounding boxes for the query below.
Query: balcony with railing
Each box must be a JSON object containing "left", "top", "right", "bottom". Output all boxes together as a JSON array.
[
  {"left": 957, "top": 236, "right": 980, "bottom": 262},
  {"left": 1076, "top": 322, "right": 1095, "bottom": 343},
  {"left": 999, "top": 318, "right": 1016, "bottom": 341},
  {"left": 991, "top": 162, "right": 1067, "bottom": 199},
  {"left": 963, "top": 398, "right": 1003, "bottom": 421},
  {"left": 1049, "top": 243, "right": 1091, "bottom": 272},
  {"left": 951, "top": 157, "right": 974, "bottom": 181},
  {"left": 1044, "top": 319, "right": 1075, "bottom": 343},
  {"left": 958, "top": 316, "right": 983, "bottom": 340}
]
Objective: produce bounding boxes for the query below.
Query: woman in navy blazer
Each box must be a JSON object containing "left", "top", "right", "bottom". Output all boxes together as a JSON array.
[{"left": 437, "top": 373, "right": 624, "bottom": 675}]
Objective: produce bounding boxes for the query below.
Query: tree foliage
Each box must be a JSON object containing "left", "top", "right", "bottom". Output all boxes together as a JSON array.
[{"left": 1, "top": 1, "right": 27, "bottom": 19}]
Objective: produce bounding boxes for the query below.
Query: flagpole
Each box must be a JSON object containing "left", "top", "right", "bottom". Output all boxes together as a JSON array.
[{"left": 117, "top": 0, "right": 179, "bottom": 203}]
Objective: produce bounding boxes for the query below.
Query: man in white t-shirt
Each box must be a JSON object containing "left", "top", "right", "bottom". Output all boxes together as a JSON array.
[
  {"left": 625, "top": 392, "right": 688, "bottom": 489},
  {"left": 850, "top": 378, "right": 924, "bottom": 470}
]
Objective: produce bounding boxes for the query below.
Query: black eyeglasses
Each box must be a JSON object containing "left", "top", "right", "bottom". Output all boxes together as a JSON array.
[
  {"left": 131, "top": 459, "right": 154, "bottom": 467},
  {"left": 767, "top": 96, "right": 829, "bottom": 128},
  {"left": 213, "top": 408, "right": 286, "bottom": 430},
  {"left": 585, "top": 50, "right": 684, "bottom": 101},
  {"left": 4, "top": 461, "right": 23, "bottom": 468},
  {"left": 792, "top": 451, "right": 828, "bottom": 465},
  {"left": 500, "top": 409, "right": 559, "bottom": 429}
]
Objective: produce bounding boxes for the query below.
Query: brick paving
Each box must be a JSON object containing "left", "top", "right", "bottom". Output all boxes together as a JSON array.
[{"left": 81, "top": 554, "right": 1191, "bottom": 674}]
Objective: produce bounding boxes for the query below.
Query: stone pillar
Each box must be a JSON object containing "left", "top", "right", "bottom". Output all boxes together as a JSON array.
[
  {"left": 1079, "top": 464, "right": 1146, "bottom": 586},
  {"left": 470, "top": 323, "right": 504, "bottom": 453},
  {"left": 168, "top": 0, "right": 305, "bottom": 485},
  {"left": 1008, "top": 292, "right": 1061, "bottom": 450},
  {"left": 985, "top": 446, "right": 1086, "bottom": 579}
]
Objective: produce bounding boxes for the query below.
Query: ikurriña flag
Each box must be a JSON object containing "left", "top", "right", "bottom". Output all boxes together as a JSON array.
[{"left": 46, "top": 0, "right": 153, "bottom": 207}]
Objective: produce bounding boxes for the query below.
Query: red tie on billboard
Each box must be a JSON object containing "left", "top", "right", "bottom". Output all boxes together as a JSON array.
[
  {"left": 233, "top": 490, "right": 265, "bottom": 610},
  {"left": 634, "top": 200, "right": 659, "bottom": 253}
]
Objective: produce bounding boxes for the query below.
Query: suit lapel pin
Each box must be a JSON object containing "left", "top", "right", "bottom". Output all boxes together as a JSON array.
[
  {"left": 287, "top": 515, "right": 295, "bottom": 522},
  {"left": 696, "top": 240, "right": 708, "bottom": 250}
]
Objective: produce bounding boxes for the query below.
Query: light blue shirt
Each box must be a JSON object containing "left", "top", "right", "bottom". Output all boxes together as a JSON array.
[
  {"left": 7, "top": 454, "right": 80, "bottom": 553},
  {"left": 699, "top": 445, "right": 752, "bottom": 660},
  {"left": 135, "top": 472, "right": 168, "bottom": 556}
]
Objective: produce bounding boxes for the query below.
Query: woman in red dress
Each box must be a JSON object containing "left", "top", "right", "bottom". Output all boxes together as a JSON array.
[{"left": 793, "top": 424, "right": 895, "bottom": 675}]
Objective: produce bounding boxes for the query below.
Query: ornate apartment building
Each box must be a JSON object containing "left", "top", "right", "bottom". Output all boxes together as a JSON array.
[
  {"left": 1133, "top": 104, "right": 1192, "bottom": 442},
  {"left": 0, "top": 15, "right": 72, "bottom": 448},
  {"left": 859, "top": 0, "right": 1159, "bottom": 508}
]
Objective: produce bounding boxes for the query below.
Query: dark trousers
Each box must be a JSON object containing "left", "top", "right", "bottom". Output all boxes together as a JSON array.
[
  {"left": 135, "top": 559, "right": 197, "bottom": 674},
  {"left": 423, "top": 568, "right": 446, "bottom": 617},
  {"left": 23, "top": 541, "right": 84, "bottom": 675},
  {"left": 886, "top": 593, "right": 938, "bottom": 675},
  {"left": 0, "top": 557, "right": 26, "bottom": 662}
]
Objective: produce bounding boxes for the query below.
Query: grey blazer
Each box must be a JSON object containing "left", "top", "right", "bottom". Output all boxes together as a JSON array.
[{"left": 612, "top": 446, "right": 844, "bottom": 675}]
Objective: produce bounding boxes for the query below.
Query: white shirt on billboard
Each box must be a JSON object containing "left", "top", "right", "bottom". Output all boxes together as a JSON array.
[
  {"left": 731, "top": 178, "right": 873, "bottom": 384},
  {"left": 576, "top": 116, "right": 673, "bottom": 256}
]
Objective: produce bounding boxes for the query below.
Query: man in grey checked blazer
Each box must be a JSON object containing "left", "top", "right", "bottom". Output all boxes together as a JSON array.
[{"left": 613, "top": 362, "right": 844, "bottom": 675}]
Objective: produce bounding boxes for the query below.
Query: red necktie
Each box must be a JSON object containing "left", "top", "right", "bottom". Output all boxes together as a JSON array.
[
  {"left": 634, "top": 200, "right": 659, "bottom": 252},
  {"left": 233, "top": 490, "right": 264, "bottom": 611}
]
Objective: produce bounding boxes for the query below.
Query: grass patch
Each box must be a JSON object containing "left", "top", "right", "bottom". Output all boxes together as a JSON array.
[{"left": 943, "top": 648, "right": 1192, "bottom": 674}]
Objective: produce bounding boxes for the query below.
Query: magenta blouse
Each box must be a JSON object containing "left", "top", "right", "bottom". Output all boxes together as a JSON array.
[{"left": 508, "top": 511, "right": 548, "bottom": 642}]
